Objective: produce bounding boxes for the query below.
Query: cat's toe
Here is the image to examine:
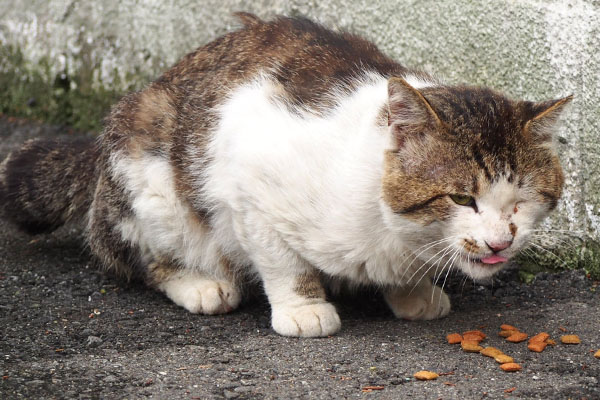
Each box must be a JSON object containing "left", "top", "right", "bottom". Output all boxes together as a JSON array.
[
  {"left": 271, "top": 302, "right": 341, "bottom": 337},
  {"left": 159, "top": 277, "right": 241, "bottom": 315}
]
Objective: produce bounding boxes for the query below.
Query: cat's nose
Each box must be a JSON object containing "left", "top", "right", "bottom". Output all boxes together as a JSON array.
[{"left": 485, "top": 240, "right": 512, "bottom": 253}]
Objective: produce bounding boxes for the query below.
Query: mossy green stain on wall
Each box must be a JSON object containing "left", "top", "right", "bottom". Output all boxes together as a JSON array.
[{"left": 0, "top": 46, "right": 123, "bottom": 132}]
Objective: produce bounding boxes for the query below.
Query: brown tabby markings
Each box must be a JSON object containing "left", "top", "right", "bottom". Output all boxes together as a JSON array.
[
  {"left": 463, "top": 239, "right": 481, "bottom": 254},
  {"left": 294, "top": 271, "right": 326, "bottom": 299},
  {"left": 147, "top": 258, "right": 180, "bottom": 287},
  {"left": 383, "top": 82, "right": 569, "bottom": 225},
  {"left": 509, "top": 222, "right": 518, "bottom": 237}
]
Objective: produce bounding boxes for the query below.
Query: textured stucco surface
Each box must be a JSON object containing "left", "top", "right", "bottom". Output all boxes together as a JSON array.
[{"left": 0, "top": 0, "right": 599, "bottom": 247}]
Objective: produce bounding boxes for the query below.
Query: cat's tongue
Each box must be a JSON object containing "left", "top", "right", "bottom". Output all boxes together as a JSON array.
[{"left": 481, "top": 255, "right": 508, "bottom": 264}]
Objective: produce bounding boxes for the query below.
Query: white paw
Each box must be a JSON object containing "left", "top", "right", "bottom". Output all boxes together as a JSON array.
[
  {"left": 159, "top": 277, "right": 241, "bottom": 315},
  {"left": 385, "top": 285, "right": 451, "bottom": 320},
  {"left": 271, "top": 302, "right": 341, "bottom": 337}
]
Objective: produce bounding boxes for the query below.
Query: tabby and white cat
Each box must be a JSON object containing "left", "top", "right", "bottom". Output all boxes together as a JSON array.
[{"left": 0, "top": 14, "right": 570, "bottom": 337}]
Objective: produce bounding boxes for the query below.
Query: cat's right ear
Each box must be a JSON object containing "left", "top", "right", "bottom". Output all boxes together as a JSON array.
[{"left": 387, "top": 78, "right": 442, "bottom": 149}]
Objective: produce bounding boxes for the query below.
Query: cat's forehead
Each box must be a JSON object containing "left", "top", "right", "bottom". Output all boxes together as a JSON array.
[{"left": 421, "top": 86, "right": 522, "bottom": 140}]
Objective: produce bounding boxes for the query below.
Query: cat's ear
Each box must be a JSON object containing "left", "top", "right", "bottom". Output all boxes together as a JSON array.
[
  {"left": 523, "top": 95, "right": 573, "bottom": 142},
  {"left": 387, "top": 78, "right": 442, "bottom": 149}
]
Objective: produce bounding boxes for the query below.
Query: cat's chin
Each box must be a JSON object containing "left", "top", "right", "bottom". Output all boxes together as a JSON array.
[{"left": 458, "top": 258, "right": 508, "bottom": 280}]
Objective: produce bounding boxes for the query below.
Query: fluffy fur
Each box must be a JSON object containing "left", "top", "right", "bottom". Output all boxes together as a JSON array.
[{"left": 0, "top": 14, "right": 571, "bottom": 337}]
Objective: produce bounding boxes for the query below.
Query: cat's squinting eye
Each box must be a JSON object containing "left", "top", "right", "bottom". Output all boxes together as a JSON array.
[{"left": 449, "top": 194, "right": 475, "bottom": 207}]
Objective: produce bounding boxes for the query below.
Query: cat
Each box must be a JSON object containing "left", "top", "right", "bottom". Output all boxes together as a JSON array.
[{"left": 0, "top": 13, "right": 571, "bottom": 337}]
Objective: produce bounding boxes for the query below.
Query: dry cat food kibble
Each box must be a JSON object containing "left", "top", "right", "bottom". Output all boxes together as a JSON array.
[
  {"left": 528, "top": 332, "right": 550, "bottom": 344},
  {"left": 480, "top": 347, "right": 504, "bottom": 358},
  {"left": 494, "top": 354, "right": 515, "bottom": 364},
  {"left": 414, "top": 371, "right": 439, "bottom": 381},
  {"left": 446, "top": 333, "right": 463, "bottom": 344},
  {"left": 500, "top": 324, "right": 519, "bottom": 331},
  {"left": 500, "top": 363, "right": 522, "bottom": 372},
  {"left": 594, "top": 350, "right": 600, "bottom": 359},
  {"left": 560, "top": 335, "right": 581, "bottom": 344},
  {"left": 506, "top": 332, "right": 528, "bottom": 343},
  {"left": 463, "top": 330, "right": 486, "bottom": 340},
  {"left": 528, "top": 341, "right": 547, "bottom": 353},
  {"left": 499, "top": 330, "right": 519, "bottom": 338},
  {"left": 461, "top": 340, "right": 484, "bottom": 353}
]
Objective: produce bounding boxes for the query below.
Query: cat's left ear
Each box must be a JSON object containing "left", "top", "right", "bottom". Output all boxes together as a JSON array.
[{"left": 523, "top": 95, "right": 573, "bottom": 142}]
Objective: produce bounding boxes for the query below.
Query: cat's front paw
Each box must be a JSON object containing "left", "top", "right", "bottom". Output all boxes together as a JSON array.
[
  {"left": 271, "top": 302, "right": 341, "bottom": 337},
  {"left": 385, "top": 284, "right": 450, "bottom": 320},
  {"left": 159, "top": 277, "right": 241, "bottom": 315}
]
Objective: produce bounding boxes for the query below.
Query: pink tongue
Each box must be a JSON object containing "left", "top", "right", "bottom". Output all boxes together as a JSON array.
[{"left": 481, "top": 255, "right": 508, "bottom": 264}]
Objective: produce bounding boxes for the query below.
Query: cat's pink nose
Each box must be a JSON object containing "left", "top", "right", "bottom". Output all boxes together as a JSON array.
[{"left": 486, "top": 241, "right": 512, "bottom": 253}]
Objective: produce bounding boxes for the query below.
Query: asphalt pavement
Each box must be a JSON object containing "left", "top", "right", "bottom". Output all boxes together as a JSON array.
[{"left": 1, "top": 117, "right": 599, "bottom": 399}]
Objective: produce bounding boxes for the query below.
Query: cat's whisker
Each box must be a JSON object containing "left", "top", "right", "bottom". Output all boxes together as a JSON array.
[
  {"left": 430, "top": 246, "right": 457, "bottom": 303},
  {"left": 529, "top": 234, "right": 579, "bottom": 250},
  {"left": 405, "top": 242, "right": 456, "bottom": 285},
  {"left": 407, "top": 243, "right": 457, "bottom": 297},
  {"left": 438, "top": 248, "right": 461, "bottom": 309},
  {"left": 528, "top": 242, "right": 569, "bottom": 267},
  {"left": 431, "top": 247, "right": 459, "bottom": 303},
  {"left": 397, "top": 236, "right": 458, "bottom": 279}
]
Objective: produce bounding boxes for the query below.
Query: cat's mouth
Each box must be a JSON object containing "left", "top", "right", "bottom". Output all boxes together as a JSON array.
[{"left": 467, "top": 254, "right": 509, "bottom": 266}]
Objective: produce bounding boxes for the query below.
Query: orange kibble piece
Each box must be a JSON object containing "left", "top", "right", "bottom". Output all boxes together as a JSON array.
[
  {"left": 500, "top": 362, "right": 522, "bottom": 372},
  {"left": 461, "top": 340, "right": 483, "bottom": 353},
  {"left": 528, "top": 341, "right": 547, "bottom": 353},
  {"left": 560, "top": 335, "right": 581, "bottom": 344},
  {"left": 463, "top": 330, "right": 486, "bottom": 340},
  {"left": 500, "top": 324, "right": 519, "bottom": 331},
  {"left": 546, "top": 339, "right": 557, "bottom": 346},
  {"left": 414, "top": 370, "right": 439, "bottom": 380},
  {"left": 446, "top": 333, "right": 463, "bottom": 344},
  {"left": 463, "top": 333, "right": 484, "bottom": 343},
  {"left": 499, "top": 330, "right": 519, "bottom": 338},
  {"left": 494, "top": 354, "right": 515, "bottom": 364},
  {"left": 529, "top": 332, "right": 550, "bottom": 344},
  {"left": 506, "top": 332, "right": 528, "bottom": 343},
  {"left": 594, "top": 350, "right": 600, "bottom": 359},
  {"left": 480, "top": 347, "right": 504, "bottom": 358}
]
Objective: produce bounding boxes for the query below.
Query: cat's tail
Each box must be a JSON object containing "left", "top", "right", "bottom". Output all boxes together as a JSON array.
[{"left": 0, "top": 137, "right": 100, "bottom": 234}]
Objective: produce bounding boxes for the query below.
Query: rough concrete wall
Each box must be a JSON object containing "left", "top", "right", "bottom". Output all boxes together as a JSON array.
[{"left": 1, "top": 0, "right": 599, "bottom": 248}]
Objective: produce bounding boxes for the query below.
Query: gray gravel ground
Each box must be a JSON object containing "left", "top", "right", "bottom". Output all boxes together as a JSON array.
[{"left": 1, "top": 117, "right": 599, "bottom": 399}]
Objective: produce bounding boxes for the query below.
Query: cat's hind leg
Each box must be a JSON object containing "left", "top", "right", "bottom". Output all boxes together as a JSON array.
[
  {"left": 384, "top": 279, "right": 451, "bottom": 320},
  {"left": 148, "top": 258, "right": 241, "bottom": 315}
]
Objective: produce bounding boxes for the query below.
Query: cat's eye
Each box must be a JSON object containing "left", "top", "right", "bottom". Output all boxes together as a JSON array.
[{"left": 449, "top": 194, "right": 475, "bottom": 207}]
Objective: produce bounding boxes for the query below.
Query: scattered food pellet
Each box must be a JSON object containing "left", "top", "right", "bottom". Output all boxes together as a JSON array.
[
  {"left": 546, "top": 339, "right": 557, "bottom": 346},
  {"left": 480, "top": 347, "right": 503, "bottom": 358},
  {"left": 500, "top": 362, "right": 522, "bottom": 372},
  {"left": 446, "top": 333, "right": 463, "bottom": 344},
  {"left": 506, "top": 332, "right": 528, "bottom": 343},
  {"left": 528, "top": 341, "right": 547, "bottom": 353},
  {"left": 461, "top": 340, "right": 483, "bottom": 353},
  {"left": 594, "top": 350, "right": 600, "bottom": 359},
  {"left": 504, "top": 387, "right": 517, "bottom": 393},
  {"left": 500, "top": 324, "right": 518, "bottom": 331},
  {"left": 463, "top": 330, "right": 486, "bottom": 340},
  {"left": 463, "top": 333, "right": 484, "bottom": 343},
  {"left": 561, "top": 335, "right": 581, "bottom": 344},
  {"left": 499, "top": 330, "right": 518, "bottom": 338},
  {"left": 494, "top": 354, "right": 514, "bottom": 364},
  {"left": 529, "top": 332, "right": 550, "bottom": 344},
  {"left": 414, "top": 371, "right": 439, "bottom": 381}
]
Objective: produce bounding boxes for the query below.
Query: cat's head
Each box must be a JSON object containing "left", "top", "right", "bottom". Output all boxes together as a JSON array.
[{"left": 381, "top": 77, "right": 572, "bottom": 280}]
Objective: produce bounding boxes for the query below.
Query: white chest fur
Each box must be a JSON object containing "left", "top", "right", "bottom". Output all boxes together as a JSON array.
[{"left": 203, "top": 74, "right": 423, "bottom": 285}]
